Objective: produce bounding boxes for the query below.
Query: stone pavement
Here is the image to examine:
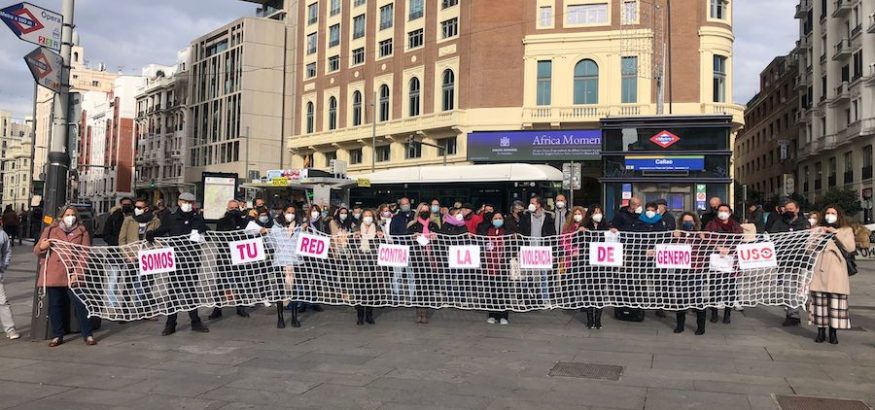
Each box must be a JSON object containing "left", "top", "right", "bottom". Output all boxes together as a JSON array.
[{"left": 1, "top": 244, "right": 874, "bottom": 410}]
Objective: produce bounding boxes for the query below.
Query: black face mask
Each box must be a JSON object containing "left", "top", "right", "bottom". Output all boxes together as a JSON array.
[
  {"left": 419, "top": 212, "right": 430, "bottom": 220},
  {"left": 783, "top": 211, "right": 796, "bottom": 219},
  {"left": 227, "top": 209, "right": 241, "bottom": 217},
  {"left": 122, "top": 204, "right": 134, "bottom": 214}
]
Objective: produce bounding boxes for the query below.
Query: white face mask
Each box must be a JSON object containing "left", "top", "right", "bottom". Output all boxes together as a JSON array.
[
  {"left": 311, "top": 211, "right": 320, "bottom": 220},
  {"left": 556, "top": 201, "right": 566, "bottom": 209},
  {"left": 591, "top": 213, "right": 603, "bottom": 223},
  {"left": 824, "top": 214, "right": 837, "bottom": 224},
  {"left": 634, "top": 206, "right": 643, "bottom": 214},
  {"left": 717, "top": 211, "right": 731, "bottom": 221},
  {"left": 134, "top": 208, "right": 145, "bottom": 216},
  {"left": 645, "top": 211, "right": 657, "bottom": 219},
  {"left": 180, "top": 203, "right": 193, "bottom": 213},
  {"left": 573, "top": 214, "right": 583, "bottom": 222},
  {"left": 362, "top": 216, "right": 374, "bottom": 225},
  {"left": 285, "top": 213, "right": 295, "bottom": 222},
  {"left": 339, "top": 214, "right": 348, "bottom": 221},
  {"left": 381, "top": 211, "right": 392, "bottom": 219},
  {"left": 258, "top": 216, "right": 270, "bottom": 224},
  {"left": 63, "top": 215, "right": 76, "bottom": 226},
  {"left": 454, "top": 213, "right": 464, "bottom": 222},
  {"left": 353, "top": 212, "right": 361, "bottom": 219},
  {"left": 808, "top": 218, "right": 818, "bottom": 226},
  {"left": 528, "top": 204, "right": 537, "bottom": 213}
]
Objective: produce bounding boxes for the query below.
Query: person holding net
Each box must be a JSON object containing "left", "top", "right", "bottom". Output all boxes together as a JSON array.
[
  {"left": 767, "top": 199, "right": 810, "bottom": 327},
  {"left": 631, "top": 201, "right": 672, "bottom": 317},
  {"left": 118, "top": 198, "right": 162, "bottom": 320},
  {"left": 272, "top": 204, "right": 303, "bottom": 328},
  {"left": 518, "top": 196, "right": 556, "bottom": 307},
  {"left": 408, "top": 203, "right": 441, "bottom": 323},
  {"left": 441, "top": 207, "right": 471, "bottom": 305},
  {"left": 560, "top": 206, "right": 587, "bottom": 316},
  {"left": 672, "top": 212, "right": 708, "bottom": 335},
  {"left": 351, "top": 209, "right": 384, "bottom": 325},
  {"left": 484, "top": 212, "right": 514, "bottom": 324},
  {"left": 245, "top": 207, "right": 277, "bottom": 308},
  {"left": 210, "top": 200, "right": 250, "bottom": 320},
  {"left": 704, "top": 204, "right": 743, "bottom": 325},
  {"left": 809, "top": 205, "right": 855, "bottom": 344},
  {"left": 582, "top": 205, "right": 612, "bottom": 329}
]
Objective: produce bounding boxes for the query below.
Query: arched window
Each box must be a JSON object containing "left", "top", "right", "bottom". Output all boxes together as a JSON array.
[
  {"left": 441, "top": 69, "right": 455, "bottom": 111},
  {"left": 306, "top": 102, "right": 314, "bottom": 133},
  {"left": 328, "top": 97, "right": 337, "bottom": 130},
  {"left": 409, "top": 78, "right": 420, "bottom": 117},
  {"left": 379, "top": 84, "right": 390, "bottom": 122},
  {"left": 573, "top": 59, "right": 599, "bottom": 105},
  {"left": 352, "top": 91, "right": 362, "bottom": 126}
]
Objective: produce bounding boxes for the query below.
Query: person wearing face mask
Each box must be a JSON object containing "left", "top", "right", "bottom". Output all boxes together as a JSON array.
[
  {"left": 560, "top": 206, "right": 587, "bottom": 315},
  {"left": 698, "top": 197, "right": 723, "bottom": 228},
  {"left": 807, "top": 211, "right": 821, "bottom": 229},
  {"left": 441, "top": 208, "right": 469, "bottom": 236},
  {"left": 553, "top": 194, "right": 571, "bottom": 234},
  {"left": 441, "top": 207, "right": 472, "bottom": 305},
  {"left": 389, "top": 198, "right": 417, "bottom": 304},
  {"left": 517, "top": 196, "right": 557, "bottom": 305},
  {"left": 351, "top": 209, "right": 385, "bottom": 325},
  {"left": 764, "top": 200, "right": 787, "bottom": 233},
  {"left": 579, "top": 205, "right": 611, "bottom": 328},
  {"left": 429, "top": 199, "right": 444, "bottom": 230},
  {"left": 484, "top": 212, "right": 513, "bottom": 325},
  {"left": 271, "top": 205, "right": 303, "bottom": 328},
  {"left": 118, "top": 199, "right": 162, "bottom": 320},
  {"left": 504, "top": 200, "right": 525, "bottom": 234},
  {"left": 244, "top": 207, "right": 278, "bottom": 309},
  {"left": 209, "top": 200, "right": 252, "bottom": 320},
  {"left": 460, "top": 203, "right": 484, "bottom": 235},
  {"left": 655, "top": 199, "right": 676, "bottom": 231},
  {"left": 146, "top": 192, "right": 210, "bottom": 336},
  {"left": 408, "top": 203, "right": 441, "bottom": 323},
  {"left": 329, "top": 207, "right": 354, "bottom": 235},
  {"left": 631, "top": 202, "right": 670, "bottom": 232},
  {"left": 704, "top": 204, "right": 743, "bottom": 325},
  {"left": 305, "top": 204, "right": 330, "bottom": 234},
  {"left": 102, "top": 197, "right": 134, "bottom": 247},
  {"left": 809, "top": 205, "right": 854, "bottom": 345},
  {"left": 36, "top": 206, "right": 96, "bottom": 347},
  {"left": 351, "top": 206, "right": 364, "bottom": 229},
  {"left": 377, "top": 204, "right": 394, "bottom": 239},
  {"left": 672, "top": 212, "right": 708, "bottom": 335},
  {"left": 766, "top": 199, "right": 810, "bottom": 327},
  {"left": 248, "top": 197, "right": 266, "bottom": 219},
  {"left": 612, "top": 197, "right": 643, "bottom": 232}
]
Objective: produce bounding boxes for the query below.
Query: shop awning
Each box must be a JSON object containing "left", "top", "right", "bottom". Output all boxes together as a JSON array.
[{"left": 355, "top": 163, "right": 563, "bottom": 185}]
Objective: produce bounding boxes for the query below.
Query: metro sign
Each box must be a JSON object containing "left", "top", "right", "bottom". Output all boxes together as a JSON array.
[
  {"left": 650, "top": 130, "right": 680, "bottom": 148},
  {"left": 31, "top": 51, "right": 52, "bottom": 79},
  {"left": 0, "top": 5, "right": 43, "bottom": 34},
  {"left": 23, "top": 46, "right": 62, "bottom": 92},
  {"left": 1, "top": 2, "right": 62, "bottom": 51}
]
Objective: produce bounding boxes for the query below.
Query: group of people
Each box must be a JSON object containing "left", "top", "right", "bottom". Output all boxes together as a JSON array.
[{"left": 21, "top": 192, "right": 857, "bottom": 348}]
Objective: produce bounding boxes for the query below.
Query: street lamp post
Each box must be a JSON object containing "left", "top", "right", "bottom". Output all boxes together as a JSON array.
[{"left": 371, "top": 92, "right": 377, "bottom": 173}]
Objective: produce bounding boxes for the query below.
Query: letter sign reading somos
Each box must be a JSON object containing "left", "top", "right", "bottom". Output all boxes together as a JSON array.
[
  {"left": 297, "top": 233, "right": 329, "bottom": 259},
  {"left": 589, "top": 242, "right": 624, "bottom": 267},
  {"left": 229, "top": 237, "right": 266, "bottom": 265},
  {"left": 448, "top": 245, "right": 480, "bottom": 269},
  {"left": 736, "top": 242, "right": 778, "bottom": 270},
  {"left": 519, "top": 246, "right": 553, "bottom": 269},
  {"left": 378, "top": 244, "right": 410, "bottom": 267},
  {"left": 138, "top": 248, "right": 177, "bottom": 276},
  {"left": 654, "top": 244, "right": 693, "bottom": 269}
]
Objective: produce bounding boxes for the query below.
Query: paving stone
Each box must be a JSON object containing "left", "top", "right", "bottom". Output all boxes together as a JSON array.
[{"left": 644, "top": 388, "right": 752, "bottom": 410}]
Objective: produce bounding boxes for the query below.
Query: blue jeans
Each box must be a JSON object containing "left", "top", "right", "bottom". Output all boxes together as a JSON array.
[
  {"left": 392, "top": 267, "right": 416, "bottom": 303},
  {"left": 47, "top": 287, "right": 92, "bottom": 339}
]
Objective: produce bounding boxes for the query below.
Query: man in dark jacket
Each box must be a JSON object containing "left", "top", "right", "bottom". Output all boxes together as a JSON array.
[
  {"left": 611, "top": 196, "right": 642, "bottom": 231},
  {"left": 655, "top": 199, "right": 676, "bottom": 231},
  {"left": 146, "top": 192, "right": 210, "bottom": 336},
  {"left": 389, "top": 197, "right": 416, "bottom": 302},
  {"left": 210, "top": 200, "right": 250, "bottom": 320},
  {"left": 518, "top": 196, "right": 557, "bottom": 237},
  {"left": 390, "top": 197, "right": 415, "bottom": 236},
  {"left": 552, "top": 194, "right": 570, "bottom": 234},
  {"left": 767, "top": 199, "right": 810, "bottom": 327},
  {"left": 102, "top": 197, "right": 134, "bottom": 246},
  {"left": 699, "top": 197, "right": 722, "bottom": 228}
]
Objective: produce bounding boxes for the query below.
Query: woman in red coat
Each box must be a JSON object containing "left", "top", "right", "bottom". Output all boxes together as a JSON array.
[
  {"left": 484, "top": 212, "right": 513, "bottom": 325},
  {"left": 703, "top": 203, "right": 743, "bottom": 325},
  {"left": 35, "top": 206, "right": 96, "bottom": 347}
]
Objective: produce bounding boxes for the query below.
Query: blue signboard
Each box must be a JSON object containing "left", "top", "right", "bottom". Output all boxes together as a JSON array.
[
  {"left": 467, "top": 130, "right": 601, "bottom": 161},
  {"left": 624, "top": 155, "right": 705, "bottom": 171}
]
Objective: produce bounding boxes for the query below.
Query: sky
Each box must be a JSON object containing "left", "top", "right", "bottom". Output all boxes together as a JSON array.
[{"left": 0, "top": 0, "right": 799, "bottom": 120}]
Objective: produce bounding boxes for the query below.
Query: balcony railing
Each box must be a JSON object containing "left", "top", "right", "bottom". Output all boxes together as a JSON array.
[
  {"left": 832, "top": 38, "right": 851, "bottom": 60},
  {"left": 832, "top": 81, "right": 850, "bottom": 102},
  {"left": 868, "top": 13, "right": 875, "bottom": 33},
  {"left": 522, "top": 104, "right": 653, "bottom": 124},
  {"left": 795, "top": 0, "right": 810, "bottom": 18},
  {"left": 832, "top": 0, "right": 852, "bottom": 17}
]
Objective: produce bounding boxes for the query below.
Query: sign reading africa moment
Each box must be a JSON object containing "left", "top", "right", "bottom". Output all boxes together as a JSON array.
[{"left": 467, "top": 130, "right": 601, "bottom": 161}]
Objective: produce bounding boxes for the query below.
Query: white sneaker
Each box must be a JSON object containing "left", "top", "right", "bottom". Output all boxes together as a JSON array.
[
  {"left": 6, "top": 329, "right": 20, "bottom": 340},
  {"left": 487, "top": 317, "right": 496, "bottom": 324},
  {"left": 499, "top": 319, "right": 509, "bottom": 325}
]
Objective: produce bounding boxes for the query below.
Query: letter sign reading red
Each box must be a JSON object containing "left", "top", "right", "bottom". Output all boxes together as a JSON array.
[{"left": 297, "top": 233, "right": 329, "bottom": 259}]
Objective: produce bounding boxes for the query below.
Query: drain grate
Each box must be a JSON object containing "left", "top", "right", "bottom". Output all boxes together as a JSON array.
[
  {"left": 776, "top": 395, "right": 872, "bottom": 410},
  {"left": 548, "top": 362, "right": 623, "bottom": 381}
]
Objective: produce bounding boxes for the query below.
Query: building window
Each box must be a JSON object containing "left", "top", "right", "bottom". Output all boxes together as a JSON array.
[
  {"left": 442, "top": 0, "right": 458, "bottom": 8},
  {"left": 307, "top": 2, "right": 318, "bottom": 25},
  {"left": 350, "top": 148, "right": 363, "bottom": 164},
  {"left": 844, "top": 151, "right": 854, "bottom": 183},
  {"left": 409, "top": 77, "right": 421, "bottom": 117},
  {"left": 442, "top": 69, "right": 455, "bottom": 111},
  {"left": 376, "top": 145, "right": 391, "bottom": 162},
  {"left": 380, "top": 4, "right": 394, "bottom": 30},
  {"left": 440, "top": 136, "right": 457, "bottom": 155},
  {"left": 354, "top": 0, "right": 366, "bottom": 6},
  {"left": 379, "top": 84, "right": 390, "bottom": 121},
  {"left": 713, "top": 55, "right": 727, "bottom": 103},
  {"left": 441, "top": 17, "right": 458, "bottom": 39},
  {"left": 330, "top": 0, "right": 341, "bottom": 16},
  {"left": 328, "top": 97, "right": 338, "bottom": 130},
  {"left": 709, "top": 0, "right": 726, "bottom": 20},
  {"left": 379, "top": 38, "right": 393, "bottom": 57},
  {"left": 863, "top": 145, "right": 873, "bottom": 179},
  {"left": 536, "top": 60, "right": 552, "bottom": 106},
  {"left": 352, "top": 91, "right": 363, "bottom": 126},
  {"left": 306, "top": 62, "right": 317, "bottom": 78},
  {"left": 353, "top": 14, "right": 366, "bottom": 39},
  {"left": 307, "top": 32, "right": 318, "bottom": 55},
  {"left": 621, "top": 56, "right": 638, "bottom": 103},
  {"left": 405, "top": 142, "right": 422, "bottom": 159},
  {"left": 409, "top": 0, "right": 424, "bottom": 20},
  {"left": 352, "top": 47, "right": 365, "bottom": 65},
  {"left": 566, "top": 3, "right": 609, "bottom": 25},
  {"left": 329, "top": 24, "right": 340, "bottom": 47},
  {"left": 539, "top": 6, "right": 553, "bottom": 27},
  {"left": 408, "top": 29, "right": 424, "bottom": 49},
  {"left": 325, "top": 151, "right": 337, "bottom": 165},
  {"left": 573, "top": 59, "right": 599, "bottom": 104},
  {"left": 622, "top": 0, "right": 638, "bottom": 24},
  {"left": 306, "top": 102, "right": 314, "bottom": 133},
  {"left": 328, "top": 55, "right": 340, "bottom": 72}
]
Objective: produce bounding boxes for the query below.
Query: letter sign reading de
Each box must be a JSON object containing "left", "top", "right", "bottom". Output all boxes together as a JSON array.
[
  {"left": 297, "top": 233, "right": 329, "bottom": 259},
  {"left": 589, "top": 242, "right": 624, "bottom": 267},
  {"left": 736, "top": 242, "right": 778, "bottom": 269},
  {"left": 378, "top": 244, "right": 410, "bottom": 267},
  {"left": 228, "top": 237, "right": 266, "bottom": 265},
  {"left": 654, "top": 244, "right": 693, "bottom": 269},
  {"left": 448, "top": 245, "right": 480, "bottom": 269},
  {"left": 138, "top": 248, "right": 177, "bottom": 276}
]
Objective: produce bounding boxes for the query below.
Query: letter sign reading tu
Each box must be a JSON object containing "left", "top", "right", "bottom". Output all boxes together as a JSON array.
[
  {"left": 229, "top": 237, "right": 267, "bottom": 265},
  {"left": 1, "top": 2, "right": 63, "bottom": 51}
]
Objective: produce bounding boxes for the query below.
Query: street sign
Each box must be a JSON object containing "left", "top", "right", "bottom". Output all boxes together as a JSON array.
[
  {"left": 0, "top": 2, "right": 62, "bottom": 51},
  {"left": 562, "top": 162, "right": 582, "bottom": 190},
  {"left": 23, "top": 46, "right": 62, "bottom": 92}
]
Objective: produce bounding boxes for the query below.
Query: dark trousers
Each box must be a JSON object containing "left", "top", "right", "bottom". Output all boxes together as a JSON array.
[
  {"left": 165, "top": 261, "right": 203, "bottom": 327},
  {"left": 47, "top": 286, "right": 92, "bottom": 339},
  {"left": 166, "top": 310, "right": 201, "bottom": 328}
]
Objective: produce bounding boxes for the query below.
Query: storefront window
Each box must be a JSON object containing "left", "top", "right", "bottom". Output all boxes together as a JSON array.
[{"left": 603, "top": 127, "right": 729, "bottom": 152}]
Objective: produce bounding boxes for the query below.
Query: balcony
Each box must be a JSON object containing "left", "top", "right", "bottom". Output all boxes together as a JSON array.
[
  {"left": 866, "top": 64, "right": 875, "bottom": 85},
  {"left": 795, "top": 109, "right": 808, "bottom": 124},
  {"left": 869, "top": 13, "right": 875, "bottom": 33},
  {"left": 832, "top": 38, "right": 851, "bottom": 60},
  {"left": 835, "top": 120, "right": 862, "bottom": 148},
  {"left": 795, "top": 0, "right": 810, "bottom": 18},
  {"left": 522, "top": 104, "right": 654, "bottom": 125},
  {"left": 851, "top": 24, "right": 862, "bottom": 39},
  {"left": 831, "top": 81, "right": 850, "bottom": 103},
  {"left": 863, "top": 166, "right": 873, "bottom": 180},
  {"left": 832, "top": 0, "right": 851, "bottom": 18}
]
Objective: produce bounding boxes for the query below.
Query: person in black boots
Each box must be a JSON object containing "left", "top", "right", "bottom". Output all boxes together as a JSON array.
[
  {"left": 768, "top": 199, "right": 810, "bottom": 326},
  {"left": 210, "top": 200, "right": 250, "bottom": 320},
  {"left": 809, "top": 206, "right": 854, "bottom": 345},
  {"left": 632, "top": 202, "right": 672, "bottom": 318},
  {"left": 704, "top": 204, "right": 743, "bottom": 325},
  {"left": 146, "top": 192, "right": 210, "bottom": 336},
  {"left": 273, "top": 205, "right": 303, "bottom": 328},
  {"left": 582, "top": 205, "right": 612, "bottom": 329},
  {"left": 352, "top": 209, "right": 383, "bottom": 325},
  {"left": 673, "top": 212, "right": 707, "bottom": 335}
]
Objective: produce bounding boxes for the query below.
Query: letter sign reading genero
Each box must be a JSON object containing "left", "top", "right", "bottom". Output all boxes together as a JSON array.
[
  {"left": 138, "top": 248, "right": 176, "bottom": 276},
  {"left": 736, "top": 242, "right": 778, "bottom": 269},
  {"left": 229, "top": 237, "right": 266, "bottom": 265},
  {"left": 654, "top": 244, "right": 693, "bottom": 269},
  {"left": 378, "top": 244, "right": 410, "bottom": 267},
  {"left": 519, "top": 246, "right": 553, "bottom": 269},
  {"left": 589, "top": 242, "right": 624, "bottom": 267},
  {"left": 297, "top": 233, "right": 329, "bottom": 259},
  {"left": 467, "top": 130, "right": 601, "bottom": 161},
  {"left": 448, "top": 245, "right": 480, "bottom": 269}
]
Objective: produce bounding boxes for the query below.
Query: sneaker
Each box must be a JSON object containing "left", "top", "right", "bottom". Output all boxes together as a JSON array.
[
  {"left": 499, "top": 319, "right": 509, "bottom": 325},
  {"left": 487, "top": 317, "right": 496, "bottom": 324},
  {"left": 6, "top": 329, "right": 20, "bottom": 340}
]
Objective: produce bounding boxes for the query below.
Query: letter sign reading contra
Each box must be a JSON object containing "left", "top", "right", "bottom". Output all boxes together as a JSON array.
[
  {"left": 736, "top": 242, "right": 778, "bottom": 269},
  {"left": 138, "top": 248, "right": 177, "bottom": 276},
  {"left": 229, "top": 237, "right": 266, "bottom": 265},
  {"left": 297, "top": 233, "right": 329, "bottom": 259},
  {"left": 589, "top": 242, "right": 624, "bottom": 267},
  {"left": 378, "top": 244, "right": 410, "bottom": 267}
]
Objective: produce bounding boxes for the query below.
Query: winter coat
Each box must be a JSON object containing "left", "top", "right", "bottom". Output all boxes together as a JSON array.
[
  {"left": 390, "top": 211, "right": 415, "bottom": 236},
  {"left": 35, "top": 223, "right": 90, "bottom": 287},
  {"left": 811, "top": 227, "right": 854, "bottom": 295},
  {"left": 146, "top": 209, "right": 209, "bottom": 240},
  {"left": 767, "top": 213, "right": 810, "bottom": 233},
  {"left": 0, "top": 231, "right": 11, "bottom": 279},
  {"left": 517, "top": 211, "right": 557, "bottom": 237},
  {"left": 119, "top": 215, "right": 161, "bottom": 246},
  {"left": 611, "top": 207, "right": 638, "bottom": 231},
  {"left": 465, "top": 212, "right": 484, "bottom": 235},
  {"left": 102, "top": 207, "right": 127, "bottom": 246},
  {"left": 440, "top": 221, "right": 469, "bottom": 236},
  {"left": 216, "top": 211, "right": 249, "bottom": 232}
]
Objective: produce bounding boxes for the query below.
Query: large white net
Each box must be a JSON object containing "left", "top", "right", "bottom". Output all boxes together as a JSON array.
[{"left": 48, "top": 228, "right": 833, "bottom": 321}]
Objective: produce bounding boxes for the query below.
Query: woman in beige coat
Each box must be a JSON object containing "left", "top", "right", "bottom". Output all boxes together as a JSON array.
[{"left": 809, "top": 205, "right": 854, "bottom": 345}]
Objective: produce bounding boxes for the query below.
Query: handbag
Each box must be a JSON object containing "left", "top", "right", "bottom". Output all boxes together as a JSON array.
[{"left": 835, "top": 238, "right": 858, "bottom": 276}]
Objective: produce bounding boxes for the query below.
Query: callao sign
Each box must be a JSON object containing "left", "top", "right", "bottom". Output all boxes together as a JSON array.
[
  {"left": 0, "top": 2, "right": 62, "bottom": 51},
  {"left": 650, "top": 130, "right": 681, "bottom": 148}
]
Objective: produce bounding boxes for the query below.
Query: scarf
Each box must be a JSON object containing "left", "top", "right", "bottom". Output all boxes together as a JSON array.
[
  {"left": 60, "top": 222, "right": 77, "bottom": 233},
  {"left": 134, "top": 212, "right": 154, "bottom": 224},
  {"left": 417, "top": 217, "right": 431, "bottom": 236},
  {"left": 359, "top": 222, "right": 376, "bottom": 252},
  {"left": 443, "top": 214, "right": 466, "bottom": 227},
  {"left": 638, "top": 212, "right": 663, "bottom": 225}
]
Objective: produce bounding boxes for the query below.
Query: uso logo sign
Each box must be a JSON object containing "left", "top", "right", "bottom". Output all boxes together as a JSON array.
[{"left": 736, "top": 242, "right": 778, "bottom": 269}]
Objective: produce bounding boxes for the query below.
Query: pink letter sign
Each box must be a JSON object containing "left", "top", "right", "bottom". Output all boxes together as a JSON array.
[
  {"left": 378, "top": 244, "right": 409, "bottom": 267},
  {"left": 229, "top": 237, "right": 266, "bottom": 265},
  {"left": 138, "top": 248, "right": 177, "bottom": 276},
  {"left": 297, "top": 233, "right": 329, "bottom": 259},
  {"left": 654, "top": 244, "right": 692, "bottom": 269},
  {"left": 518, "top": 246, "right": 553, "bottom": 269},
  {"left": 448, "top": 245, "right": 480, "bottom": 269},
  {"left": 736, "top": 242, "right": 777, "bottom": 269},
  {"left": 589, "top": 242, "right": 624, "bottom": 267}
]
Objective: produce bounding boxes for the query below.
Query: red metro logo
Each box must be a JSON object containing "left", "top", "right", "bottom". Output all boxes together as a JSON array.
[{"left": 650, "top": 130, "right": 680, "bottom": 148}]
